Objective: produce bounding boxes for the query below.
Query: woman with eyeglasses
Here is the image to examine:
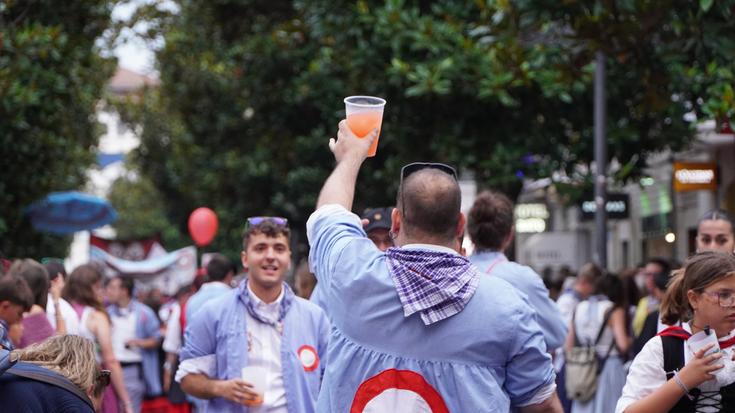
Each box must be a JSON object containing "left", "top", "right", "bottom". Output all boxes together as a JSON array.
[
  {"left": 616, "top": 252, "right": 735, "bottom": 413},
  {"left": 63, "top": 264, "right": 134, "bottom": 413},
  {"left": 696, "top": 209, "right": 735, "bottom": 254},
  {"left": 0, "top": 335, "right": 111, "bottom": 412}
]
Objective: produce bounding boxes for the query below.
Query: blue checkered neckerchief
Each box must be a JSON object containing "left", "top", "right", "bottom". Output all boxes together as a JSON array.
[
  {"left": 385, "top": 247, "right": 480, "bottom": 325},
  {"left": 239, "top": 280, "right": 295, "bottom": 329},
  {"left": 0, "top": 319, "right": 13, "bottom": 351}
]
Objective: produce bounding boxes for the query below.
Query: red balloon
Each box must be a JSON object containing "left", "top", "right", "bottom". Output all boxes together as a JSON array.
[{"left": 188, "top": 207, "right": 218, "bottom": 246}]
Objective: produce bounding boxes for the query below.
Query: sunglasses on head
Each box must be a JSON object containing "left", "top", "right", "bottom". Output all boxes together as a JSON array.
[
  {"left": 400, "top": 162, "right": 458, "bottom": 183},
  {"left": 398, "top": 162, "right": 458, "bottom": 221},
  {"left": 244, "top": 216, "right": 289, "bottom": 231}
]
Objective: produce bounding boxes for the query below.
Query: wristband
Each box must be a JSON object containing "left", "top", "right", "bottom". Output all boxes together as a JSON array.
[{"left": 672, "top": 370, "right": 695, "bottom": 401}]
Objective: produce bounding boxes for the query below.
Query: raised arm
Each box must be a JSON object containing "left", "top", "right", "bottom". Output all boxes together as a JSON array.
[{"left": 316, "top": 120, "right": 376, "bottom": 210}]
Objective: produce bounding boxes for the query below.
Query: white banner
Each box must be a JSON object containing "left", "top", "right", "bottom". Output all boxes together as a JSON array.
[{"left": 90, "top": 245, "right": 197, "bottom": 295}]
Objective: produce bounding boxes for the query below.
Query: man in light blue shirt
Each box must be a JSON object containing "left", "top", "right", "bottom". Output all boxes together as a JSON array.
[
  {"left": 467, "top": 190, "right": 567, "bottom": 351},
  {"left": 307, "top": 121, "right": 562, "bottom": 413},
  {"left": 185, "top": 253, "right": 236, "bottom": 322},
  {"left": 177, "top": 218, "right": 330, "bottom": 413}
]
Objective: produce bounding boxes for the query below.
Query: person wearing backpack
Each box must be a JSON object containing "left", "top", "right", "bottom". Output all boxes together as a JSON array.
[
  {"left": 616, "top": 252, "right": 735, "bottom": 413},
  {"left": 566, "top": 274, "right": 632, "bottom": 413},
  {"left": 0, "top": 334, "right": 111, "bottom": 412}
]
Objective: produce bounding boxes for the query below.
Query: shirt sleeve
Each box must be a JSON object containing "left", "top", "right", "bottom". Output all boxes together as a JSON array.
[
  {"left": 521, "top": 267, "right": 567, "bottom": 351},
  {"left": 162, "top": 304, "right": 182, "bottom": 354},
  {"left": 306, "top": 204, "right": 365, "bottom": 285},
  {"left": 179, "top": 302, "right": 217, "bottom": 362},
  {"left": 615, "top": 336, "right": 666, "bottom": 413},
  {"left": 142, "top": 305, "right": 162, "bottom": 339},
  {"left": 175, "top": 355, "right": 216, "bottom": 383},
  {"left": 504, "top": 301, "right": 557, "bottom": 407}
]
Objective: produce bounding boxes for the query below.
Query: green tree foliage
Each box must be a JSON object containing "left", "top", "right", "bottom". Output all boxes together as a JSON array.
[
  {"left": 120, "top": 0, "right": 734, "bottom": 257},
  {"left": 0, "top": 1, "right": 118, "bottom": 258},
  {"left": 107, "top": 174, "right": 184, "bottom": 246}
]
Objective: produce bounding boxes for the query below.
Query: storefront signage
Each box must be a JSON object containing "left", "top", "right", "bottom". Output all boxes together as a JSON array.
[
  {"left": 514, "top": 203, "right": 549, "bottom": 233},
  {"left": 580, "top": 193, "right": 630, "bottom": 220},
  {"left": 673, "top": 162, "right": 717, "bottom": 192}
]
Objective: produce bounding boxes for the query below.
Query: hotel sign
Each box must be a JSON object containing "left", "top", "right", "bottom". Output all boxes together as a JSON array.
[
  {"left": 514, "top": 203, "right": 549, "bottom": 233},
  {"left": 673, "top": 162, "right": 717, "bottom": 192}
]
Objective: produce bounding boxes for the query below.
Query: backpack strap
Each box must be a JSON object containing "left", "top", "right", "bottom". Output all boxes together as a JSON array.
[
  {"left": 661, "top": 334, "right": 701, "bottom": 411},
  {"left": 593, "top": 307, "right": 615, "bottom": 346},
  {"left": 7, "top": 363, "right": 95, "bottom": 410},
  {"left": 593, "top": 307, "right": 618, "bottom": 373},
  {"left": 1, "top": 351, "right": 95, "bottom": 411},
  {"left": 662, "top": 335, "right": 686, "bottom": 379},
  {"left": 571, "top": 307, "right": 582, "bottom": 347}
]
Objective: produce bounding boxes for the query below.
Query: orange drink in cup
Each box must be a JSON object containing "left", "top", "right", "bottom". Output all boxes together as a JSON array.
[
  {"left": 241, "top": 366, "right": 267, "bottom": 406},
  {"left": 344, "top": 96, "right": 386, "bottom": 157}
]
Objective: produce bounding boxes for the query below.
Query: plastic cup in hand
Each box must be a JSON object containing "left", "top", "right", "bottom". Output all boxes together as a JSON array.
[
  {"left": 241, "top": 366, "right": 267, "bottom": 406},
  {"left": 344, "top": 96, "right": 386, "bottom": 157},
  {"left": 688, "top": 329, "right": 721, "bottom": 357}
]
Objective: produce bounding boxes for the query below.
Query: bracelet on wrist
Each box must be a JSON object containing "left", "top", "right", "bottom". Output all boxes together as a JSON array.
[{"left": 672, "top": 370, "right": 695, "bottom": 401}]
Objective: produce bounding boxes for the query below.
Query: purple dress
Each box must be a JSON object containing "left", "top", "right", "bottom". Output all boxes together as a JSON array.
[{"left": 19, "top": 312, "right": 55, "bottom": 348}]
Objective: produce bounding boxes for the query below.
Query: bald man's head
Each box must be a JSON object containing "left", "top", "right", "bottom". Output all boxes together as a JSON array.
[{"left": 396, "top": 168, "right": 461, "bottom": 240}]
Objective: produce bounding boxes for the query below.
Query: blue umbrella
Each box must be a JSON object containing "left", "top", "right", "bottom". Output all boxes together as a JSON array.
[{"left": 25, "top": 191, "right": 118, "bottom": 234}]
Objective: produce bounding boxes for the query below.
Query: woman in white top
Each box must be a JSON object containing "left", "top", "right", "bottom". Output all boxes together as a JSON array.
[
  {"left": 616, "top": 252, "right": 735, "bottom": 413},
  {"left": 63, "top": 264, "right": 133, "bottom": 413},
  {"left": 567, "top": 274, "right": 632, "bottom": 413}
]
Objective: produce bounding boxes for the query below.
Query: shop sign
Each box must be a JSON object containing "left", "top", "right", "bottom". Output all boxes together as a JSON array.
[
  {"left": 580, "top": 193, "right": 630, "bottom": 221},
  {"left": 673, "top": 162, "right": 717, "bottom": 192}
]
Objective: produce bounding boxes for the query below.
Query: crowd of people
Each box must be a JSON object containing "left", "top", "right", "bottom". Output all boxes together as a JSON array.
[{"left": 2, "top": 122, "right": 735, "bottom": 412}]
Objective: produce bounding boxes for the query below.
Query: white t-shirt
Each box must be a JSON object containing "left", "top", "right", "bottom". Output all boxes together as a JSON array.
[
  {"left": 616, "top": 323, "right": 735, "bottom": 413},
  {"left": 45, "top": 295, "right": 80, "bottom": 336},
  {"left": 110, "top": 307, "right": 143, "bottom": 363},
  {"left": 162, "top": 302, "right": 182, "bottom": 354},
  {"left": 573, "top": 298, "right": 617, "bottom": 358}
]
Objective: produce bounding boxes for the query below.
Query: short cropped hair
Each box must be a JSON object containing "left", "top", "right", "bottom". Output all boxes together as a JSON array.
[
  {"left": 8, "top": 259, "right": 49, "bottom": 309},
  {"left": 646, "top": 257, "right": 672, "bottom": 278},
  {"left": 467, "top": 190, "right": 514, "bottom": 251},
  {"left": 578, "top": 262, "right": 604, "bottom": 283},
  {"left": 108, "top": 276, "right": 135, "bottom": 297},
  {"left": 44, "top": 261, "right": 66, "bottom": 282},
  {"left": 206, "top": 254, "right": 236, "bottom": 282},
  {"left": 0, "top": 275, "right": 33, "bottom": 310},
  {"left": 242, "top": 220, "right": 290, "bottom": 250},
  {"left": 396, "top": 169, "right": 461, "bottom": 239}
]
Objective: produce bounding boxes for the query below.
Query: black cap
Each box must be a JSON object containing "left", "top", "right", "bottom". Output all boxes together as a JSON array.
[{"left": 361, "top": 207, "right": 393, "bottom": 233}]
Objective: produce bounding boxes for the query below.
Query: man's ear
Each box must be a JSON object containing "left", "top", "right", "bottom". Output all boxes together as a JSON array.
[
  {"left": 455, "top": 213, "right": 466, "bottom": 239},
  {"left": 240, "top": 251, "right": 248, "bottom": 271},
  {"left": 391, "top": 207, "right": 401, "bottom": 237}
]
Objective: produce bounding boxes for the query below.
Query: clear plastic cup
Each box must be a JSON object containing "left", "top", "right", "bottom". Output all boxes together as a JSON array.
[
  {"left": 688, "top": 329, "right": 720, "bottom": 356},
  {"left": 344, "top": 96, "right": 386, "bottom": 157},
  {"left": 241, "top": 366, "right": 267, "bottom": 406}
]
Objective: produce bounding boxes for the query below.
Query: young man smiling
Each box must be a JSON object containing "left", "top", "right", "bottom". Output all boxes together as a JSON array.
[{"left": 177, "top": 217, "right": 330, "bottom": 413}]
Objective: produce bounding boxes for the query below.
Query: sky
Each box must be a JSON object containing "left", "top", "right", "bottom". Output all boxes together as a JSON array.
[{"left": 111, "top": 1, "right": 162, "bottom": 75}]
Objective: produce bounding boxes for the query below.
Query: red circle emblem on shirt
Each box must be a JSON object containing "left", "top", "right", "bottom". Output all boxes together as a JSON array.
[
  {"left": 350, "top": 369, "right": 449, "bottom": 413},
  {"left": 297, "top": 345, "right": 319, "bottom": 372}
]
